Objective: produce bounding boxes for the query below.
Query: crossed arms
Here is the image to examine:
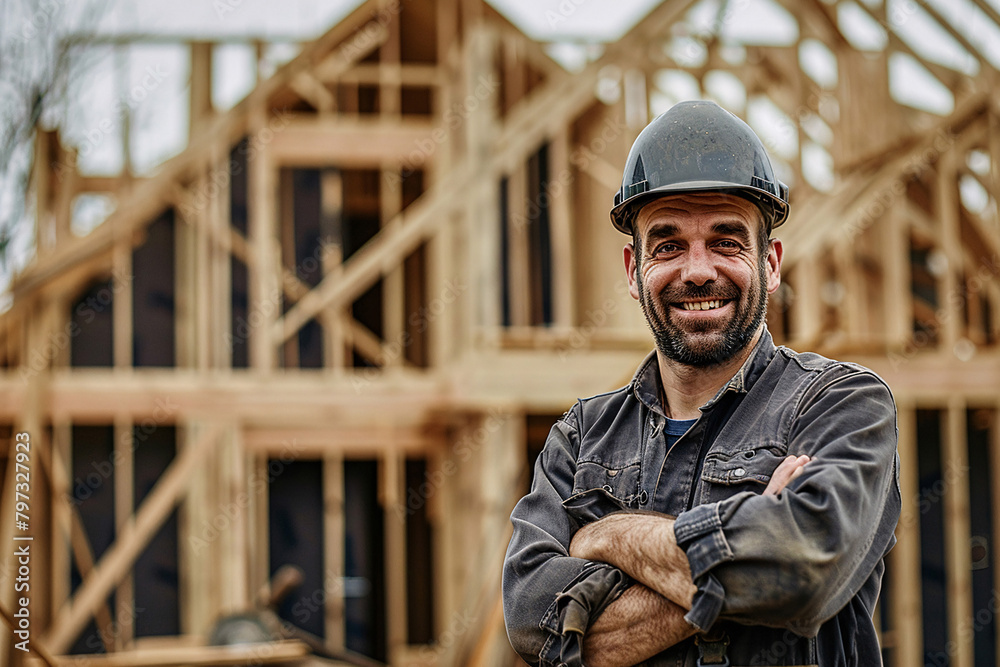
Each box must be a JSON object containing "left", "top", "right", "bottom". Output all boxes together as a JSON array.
[
  {"left": 502, "top": 369, "right": 899, "bottom": 667},
  {"left": 571, "top": 455, "right": 810, "bottom": 667}
]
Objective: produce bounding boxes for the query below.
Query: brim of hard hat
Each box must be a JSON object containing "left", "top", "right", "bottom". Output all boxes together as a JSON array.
[{"left": 609, "top": 181, "right": 789, "bottom": 235}]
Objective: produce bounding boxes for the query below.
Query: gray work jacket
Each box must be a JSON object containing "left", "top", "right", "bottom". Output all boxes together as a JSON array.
[{"left": 502, "top": 330, "right": 901, "bottom": 666}]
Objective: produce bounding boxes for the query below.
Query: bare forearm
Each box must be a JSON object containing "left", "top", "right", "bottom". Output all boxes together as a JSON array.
[
  {"left": 571, "top": 513, "right": 697, "bottom": 608},
  {"left": 583, "top": 584, "right": 696, "bottom": 667}
]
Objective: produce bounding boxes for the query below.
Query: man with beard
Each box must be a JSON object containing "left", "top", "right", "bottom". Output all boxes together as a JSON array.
[{"left": 502, "top": 101, "right": 900, "bottom": 666}]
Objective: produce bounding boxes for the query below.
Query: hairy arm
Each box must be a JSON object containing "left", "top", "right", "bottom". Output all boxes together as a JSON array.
[
  {"left": 571, "top": 455, "right": 810, "bottom": 607},
  {"left": 582, "top": 585, "right": 696, "bottom": 667}
]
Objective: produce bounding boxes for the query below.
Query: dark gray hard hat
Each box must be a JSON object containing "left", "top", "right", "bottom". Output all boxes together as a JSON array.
[{"left": 610, "top": 100, "right": 789, "bottom": 234}]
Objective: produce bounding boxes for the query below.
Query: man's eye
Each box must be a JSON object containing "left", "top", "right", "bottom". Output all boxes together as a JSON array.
[
  {"left": 715, "top": 240, "right": 742, "bottom": 251},
  {"left": 654, "top": 243, "right": 681, "bottom": 254}
]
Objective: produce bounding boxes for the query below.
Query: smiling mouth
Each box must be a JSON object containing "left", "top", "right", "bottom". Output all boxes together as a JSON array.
[{"left": 675, "top": 299, "right": 730, "bottom": 311}]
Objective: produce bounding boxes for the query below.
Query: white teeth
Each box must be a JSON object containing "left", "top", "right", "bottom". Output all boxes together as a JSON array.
[{"left": 681, "top": 300, "right": 724, "bottom": 311}]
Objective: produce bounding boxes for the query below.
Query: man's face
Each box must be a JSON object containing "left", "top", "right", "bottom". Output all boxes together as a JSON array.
[{"left": 624, "top": 193, "right": 782, "bottom": 368}]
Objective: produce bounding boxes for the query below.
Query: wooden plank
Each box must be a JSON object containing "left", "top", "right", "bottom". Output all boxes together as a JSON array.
[
  {"left": 289, "top": 71, "right": 335, "bottom": 113},
  {"left": 507, "top": 163, "right": 530, "bottom": 327},
  {"left": 43, "top": 423, "right": 224, "bottom": 654},
  {"left": 323, "top": 453, "right": 345, "bottom": 650},
  {"left": 382, "top": 452, "right": 406, "bottom": 661},
  {"left": 243, "top": 428, "right": 434, "bottom": 456},
  {"left": 789, "top": 255, "right": 822, "bottom": 347},
  {"left": 380, "top": 0, "right": 401, "bottom": 117},
  {"left": 937, "top": 151, "right": 963, "bottom": 350},
  {"left": 268, "top": 118, "right": 437, "bottom": 167},
  {"left": 52, "top": 639, "right": 310, "bottom": 666},
  {"left": 174, "top": 191, "right": 197, "bottom": 369},
  {"left": 222, "top": 425, "right": 249, "bottom": 612},
  {"left": 320, "top": 171, "right": 346, "bottom": 371},
  {"left": 189, "top": 42, "right": 214, "bottom": 139},
  {"left": 112, "top": 242, "right": 132, "bottom": 368},
  {"left": 50, "top": 422, "right": 71, "bottom": 620},
  {"left": 465, "top": 23, "right": 502, "bottom": 340},
  {"left": 248, "top": 103, "right": 279, "bottom": 372},
  {"left": 883, "top": 210, "right": 912, "bottom": 350},
  {"left": 114, "top": 417, "right": 135, "bottom": 650},
  {"left": 337, "top": 63, "right": 444, "bottom": 86},
  {"left": 548, "top": 125, "right": 575, "bottom": 328},
  {"left": 382, "top": 169, "right": 405, "bottom": 368},
  {"left": 892, "top": 401, "right": 924, "bottom": 666},
  {"left": 942, "top": 399, "right": 973, "bottom": 667}
]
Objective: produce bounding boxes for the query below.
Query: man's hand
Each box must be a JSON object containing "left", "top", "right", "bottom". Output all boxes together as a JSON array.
[{"left": 764, "top": 454, "right": 810, "bottom": 496}]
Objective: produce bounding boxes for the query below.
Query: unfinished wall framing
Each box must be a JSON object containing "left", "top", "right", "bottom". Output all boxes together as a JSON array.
[{"left": 3, "top": 0, "right": 1000, "bottom": 665}]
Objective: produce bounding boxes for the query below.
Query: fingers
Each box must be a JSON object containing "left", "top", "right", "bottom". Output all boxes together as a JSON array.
[{"left": 762, "top": 454, "right": 811, "bottom": 496}]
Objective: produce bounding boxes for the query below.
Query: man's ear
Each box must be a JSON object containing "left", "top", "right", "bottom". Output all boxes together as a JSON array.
[
  {"left": 625, "top": 243, "right": 640, "bottom": 301},
  {"left": 766, "top": 238, "right": 783, "bottom": 294}
]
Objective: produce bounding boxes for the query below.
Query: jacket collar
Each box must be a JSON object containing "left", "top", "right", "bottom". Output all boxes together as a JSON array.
[{"left": 630, "top": 328, "right": 777, "bottom": 416}]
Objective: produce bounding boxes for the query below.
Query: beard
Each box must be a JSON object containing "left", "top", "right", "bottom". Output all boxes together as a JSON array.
[{"left": 638, "top": 257, "right": 769, "bottom": 368}]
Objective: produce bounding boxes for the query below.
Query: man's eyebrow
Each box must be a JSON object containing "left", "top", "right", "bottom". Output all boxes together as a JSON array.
[
  {"left": 644, "top": 222, "right": 682, "bottom": 244},
  {"left": 712, "top": 221, "right": 752, "bottom": 245}
]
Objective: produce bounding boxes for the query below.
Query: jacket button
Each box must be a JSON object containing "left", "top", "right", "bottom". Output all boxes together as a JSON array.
[
  {"left": 733, "top": 467, "right": 746, "bottom": 477},
  {"left": 602, "top": 484, "right": 614, "bottom": 493},
  {"left": 638, "top": 490, "right": 648, "bottom": 504}
]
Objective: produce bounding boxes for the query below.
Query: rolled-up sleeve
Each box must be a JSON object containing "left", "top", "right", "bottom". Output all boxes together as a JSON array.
[
  {"left": 503, "top": 408, "right": 633, "bottom": 665},
  {"left": 674, "top": 366, "right": 901, "bottom": 635}
]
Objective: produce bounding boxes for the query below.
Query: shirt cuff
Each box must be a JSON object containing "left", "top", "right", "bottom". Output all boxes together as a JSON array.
[
  {"left": 537, "top": 563, "right": 632, "bottom": 666},
  {"left": 674, "top": 503, "right": 734, "bottom": 631}
]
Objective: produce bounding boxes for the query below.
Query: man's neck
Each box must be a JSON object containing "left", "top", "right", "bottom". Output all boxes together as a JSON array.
[{"left": 657, "top": 326, "right": 764, "bottom": 420}]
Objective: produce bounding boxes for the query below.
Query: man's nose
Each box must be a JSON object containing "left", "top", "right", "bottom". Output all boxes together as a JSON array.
[{"left": 679, "top": 246, "right": 718, "bottom": 285}]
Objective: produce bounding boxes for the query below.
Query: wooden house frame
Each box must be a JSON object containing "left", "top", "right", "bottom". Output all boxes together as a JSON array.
[{"left": 1, "top": 0, "right": 999, "bottom": 665}]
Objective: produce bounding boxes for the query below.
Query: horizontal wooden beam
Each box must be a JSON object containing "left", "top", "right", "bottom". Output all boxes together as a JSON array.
[
  {"left": 52, "top": 639, "right": 309, "bottom": 666},
  {"left": 269, "top": 118, "right": 438, "bottom": 167},
  {"left": 0, "top": 369, "right": 460, "bottom": 423}
]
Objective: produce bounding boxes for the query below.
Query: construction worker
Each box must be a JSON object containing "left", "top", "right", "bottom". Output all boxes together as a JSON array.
[{"left": 502, "top": 100, "right": 900, "bottom": 666}]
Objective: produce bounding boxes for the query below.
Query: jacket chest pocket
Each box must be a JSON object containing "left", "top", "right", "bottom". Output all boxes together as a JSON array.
[
  {"left": 562, "top": 461, "right": 641, "bottom": 527},
  {"left": 698, "top": 446, "right": 785, "bottom": 504}
]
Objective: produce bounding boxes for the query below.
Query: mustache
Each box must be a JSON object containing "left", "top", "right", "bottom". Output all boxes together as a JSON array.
[{"left": 657, "top": 281, "right": 741, "bottom": 303}]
